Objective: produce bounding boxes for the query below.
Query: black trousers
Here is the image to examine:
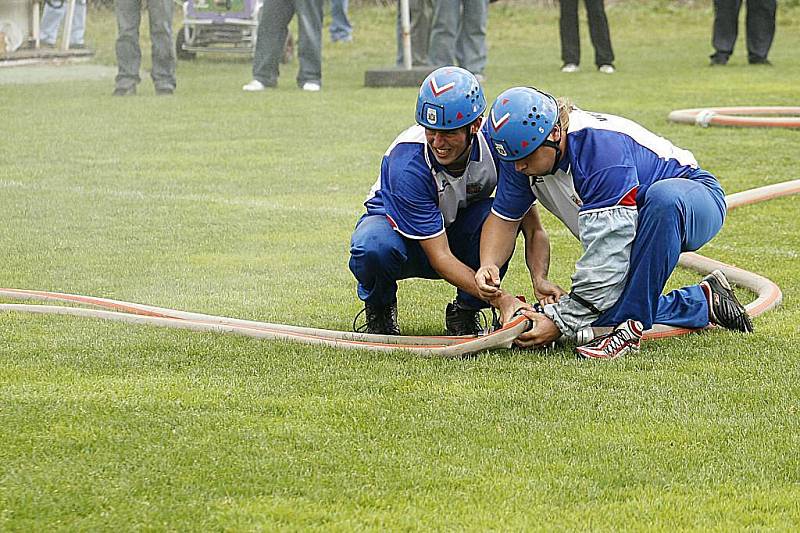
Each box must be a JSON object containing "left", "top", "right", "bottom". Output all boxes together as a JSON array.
[
  {"left": 559, "top": 0, "right": 614, "bottom": 67},
  {"left": 711, "top": 0, "right": 776, "bottom": 63}
]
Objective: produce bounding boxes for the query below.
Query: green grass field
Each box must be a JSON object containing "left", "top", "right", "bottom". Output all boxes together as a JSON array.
[{"left": 1, "top": 2, "right": 799, "bottom": 529}]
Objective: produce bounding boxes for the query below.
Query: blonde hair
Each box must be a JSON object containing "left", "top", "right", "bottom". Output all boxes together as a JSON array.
[{"left": 556, "top": 96, "right": 574, "bottom": 130}]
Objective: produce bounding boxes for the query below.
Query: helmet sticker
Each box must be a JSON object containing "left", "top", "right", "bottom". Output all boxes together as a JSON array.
[
  {"left": 426, "top": 107, "right": 438, "bottom": 125},
  {"left": 495, "top": 143, "right": 508, "bottom": 157}
]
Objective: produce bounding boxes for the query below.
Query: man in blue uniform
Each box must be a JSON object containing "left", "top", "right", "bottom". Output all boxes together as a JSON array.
[
  {"left": 477, "top": 87, "right": 753, "bottom": 359},
  {"left": 349, "top": 69, "right": 564, "bottom": 336}
]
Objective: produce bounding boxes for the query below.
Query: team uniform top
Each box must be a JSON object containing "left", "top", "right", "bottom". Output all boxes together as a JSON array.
[
  {"left": 492, "top": 108, "right": 722, "bottom": 337},
  {"left": 363, "top": 123, "right": 501, "bottom": 240}
]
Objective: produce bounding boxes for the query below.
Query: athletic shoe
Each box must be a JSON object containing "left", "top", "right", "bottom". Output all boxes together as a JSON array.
[
  {"left": 353, "top": 302, "right": 400, "bottom": 335},
  {"left": 575, "top": 319, "right": 643, "bottom": 360},
  {"left": 445, "top": 300, "right": 483, "bottom": 336},
  {"left": 155, "top": 87, "right": 174, "bottom": 96},
  {"left": 302, "top": 82, "right": 321, "bottom": 92},
  {"left": 242, "top": 80, "right": 267, "bottom": 92},
  {"left": 700, "top": 270, "right": 754, "bottom": 332},
  {"left": 598, "top": 64, "right": 615, "bottom": 74},
  {"left": 561, "top": 63, "right": 579, "bottom": 73},
  {"left": 112, "top": 86, "right": 136, "bottom": 96}
]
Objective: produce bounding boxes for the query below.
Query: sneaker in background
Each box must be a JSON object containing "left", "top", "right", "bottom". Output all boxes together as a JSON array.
[
  {"left": 561, "top": 63, "right": 579, "bottom": 73},
  {"left": 598, "top": 64, "right": 615, "bottom": 74},
  {"left": 302, "top": 82, "right": 321, "bottom": 92},
  {"left": 242, "top": 80, "right": 267, "bottom": 92}
]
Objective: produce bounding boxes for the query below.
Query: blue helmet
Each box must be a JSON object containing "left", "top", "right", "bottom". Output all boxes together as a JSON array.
[
  {"left": 415, "top": 66, "right": 486, "bottom": 131},
  {"left": 488, "top": 87, "right": 559, "bottom": 161}
]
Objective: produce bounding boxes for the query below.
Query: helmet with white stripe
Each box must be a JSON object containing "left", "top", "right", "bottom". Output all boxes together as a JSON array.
[
  {"left": 415, "top": 66, "right": 486, "bottom": 131},
  {"left": 488, "top": 87, "right": 559, "bottom": 161}
]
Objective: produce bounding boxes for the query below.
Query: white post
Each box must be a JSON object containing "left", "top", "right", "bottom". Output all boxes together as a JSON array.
[
  {"left": 400, "top": 0, "right": 412, "bottom": 70},
  {"left": 32, "top": 0, "right": 41, "bottom": 48},
  {"left": 61, "top": 0, "right": 77, "bottom": 51}
]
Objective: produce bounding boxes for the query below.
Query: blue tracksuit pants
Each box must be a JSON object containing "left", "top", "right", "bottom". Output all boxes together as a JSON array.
[
  {"left": 594, "top": 175, "right": 727, "bottom": 329},
  {"left": 349, "top": 198, "right": 501, "bottom": 310}
]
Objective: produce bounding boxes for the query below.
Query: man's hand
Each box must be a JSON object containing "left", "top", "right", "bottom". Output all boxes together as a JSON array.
[
  {"left": 513, "top": 310, "right": 561, "bottom": 349},
  {"left": 534, "top": 279, "right": 568, "bottom": 306},
  {"left": 475, "top": 264, "right": 502, "bottom": 301},
  {"left": 488, "top": 291, "right": 531, "bottom": 325}
]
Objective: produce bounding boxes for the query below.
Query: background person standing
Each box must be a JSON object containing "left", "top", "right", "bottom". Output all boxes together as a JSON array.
[
  {"left": 243, "top": 0, "right": 324, "bottom": 92},
  {"left": 113, "top": 0, "right": 176, "bottom": 95},
  {"left": 559, "top": 0, "right": 615, "bottom": 73},
  {"left": 710, "top": 0, "right": 776, "bottom": 65},
  {"left": 428, "top": 0, "right": 489, "bottom": 80},
  {"left": 40, "top": 0, "right": 87, "bottom": 48}
]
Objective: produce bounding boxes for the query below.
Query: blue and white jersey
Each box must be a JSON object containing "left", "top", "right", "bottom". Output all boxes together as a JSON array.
[
  {"left": 364, "top": 123, "right": 500, "bottom": 239},
  {"left": 491, "top": 108, "right": 721, "bottom": 338},
  {"left": 492, "top": 108, "right": 709, "bottom": 238}
]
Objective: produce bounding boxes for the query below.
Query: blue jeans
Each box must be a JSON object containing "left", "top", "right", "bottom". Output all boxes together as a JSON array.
[
  {"left": 594, "top": 175, "right": 727, "bottom": 329},
  {"left": 329, "top": 0, "right": 352, "bottom": 42},
  {"left": 428, "top": 0, "right": 488, "bottom": 75},
  {"left": 253, "top": 0, "right": 323, "bottom": 87},
  {"left": 349, "top": 198, "right": 504, "bottom": 310},
  {"left": 41, "top": 0, "right": 87, "bottom": 46}
]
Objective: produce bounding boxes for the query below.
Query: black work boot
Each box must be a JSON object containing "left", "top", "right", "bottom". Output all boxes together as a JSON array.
[
  {"left": 445, "top": 299, "right": 483, "bottom": 336},
  {"left": 354, "top": 301, "right": 400, "bottom": 335},
  {"left": 700, "top": 270, "right": 754, "bottom": 333}
]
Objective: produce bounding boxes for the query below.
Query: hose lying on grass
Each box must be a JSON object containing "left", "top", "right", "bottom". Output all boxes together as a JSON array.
[
  {"left": 668, "top": 107, "right": 800, "bottom": 128},
  {"left": 1, "top": 180, "right": 799, "bottom": 356}
]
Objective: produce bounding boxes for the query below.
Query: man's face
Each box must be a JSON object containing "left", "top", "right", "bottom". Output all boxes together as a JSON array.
[
  {"left": 425, "top": 127, "right": 470, "bottom": 166},
  {"left": 513, "top": 127, "right": 561, "bottom": 177}
]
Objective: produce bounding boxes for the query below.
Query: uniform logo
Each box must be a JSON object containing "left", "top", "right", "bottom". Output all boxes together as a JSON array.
[
  {"left": 491, "top": 109, "right": 510, "bottom": 131},
  {"left": 429, "top": 77, "right": 455, "bottom": 97},
  {"left": 494, "top": 143, "right": 508, "bottom": 157},
  {"left": 426, "top": 107, "right": 438, "bottom": 125}
]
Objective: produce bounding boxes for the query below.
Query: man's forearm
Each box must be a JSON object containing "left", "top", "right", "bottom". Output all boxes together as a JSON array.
[{"left": 480, "top": 213, "right": 519, "bottom": 269}]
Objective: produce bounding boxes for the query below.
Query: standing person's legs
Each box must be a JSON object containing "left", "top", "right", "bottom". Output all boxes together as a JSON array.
[
  {"left": 329, "top": 0, "right": 352, "bottom": 42},
  {"left": 252, "top": 0, "right": 295, "bottom": 86},
  {"left": 745, "top": 0, "right": 776, "bottom": 63},
  {"left": 584, "top": 0, "right": 614, "bottom": 66},
  {"left": 69, "top": 0, "right": 88, "bottom": 46},
  {"left": 594, "top": 177, "right": 727, "bottom": 330},
  {"left": 428, "top": 0, "right": 460, "bottom": 67},
  {"left": 396, "top": 0, "right": 433, "bottom": 66},
  {"left": 711, "top": 0, "right": 743, "bottom": 63},
  {"left": 40, "top": 3, "right": 65, "bottom": 46},
  {"left": 295, "top": 0, "right": 324, "bottom": 87},
  {"left": 147, "top": 0, "right": 176, "bottom": 91},
  {"left": 114, "top": 0, "right": 143, "bottom": 90},
  {"left": 455, "top": 0, "right": 488, "bottom": 75},
  {"left": 559, "top": 0, "right": 580, "bottom": 66}
]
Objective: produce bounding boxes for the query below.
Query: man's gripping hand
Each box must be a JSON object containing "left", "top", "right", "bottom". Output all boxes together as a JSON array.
[{"left": 475, "top": 264, "right": 502, "bottom": 301}]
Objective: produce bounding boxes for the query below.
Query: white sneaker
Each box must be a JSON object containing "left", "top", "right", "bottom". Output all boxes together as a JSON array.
[
  {"left": 598, "top": 64, "right": 616, "bottom": 74},
  {"left": 301, "top": 82, "right": 321, "bottom": 92},
  {"left": 242, "top": 80, "right": 266, "bottom": 92},
  {"left": 561, "top": 63, "right": 579, "bottom": 73}
]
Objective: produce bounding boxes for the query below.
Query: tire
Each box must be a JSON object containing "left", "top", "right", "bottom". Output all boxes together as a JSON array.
[{"left": 176, "top": 27, "right": 197, "bottom": 61}]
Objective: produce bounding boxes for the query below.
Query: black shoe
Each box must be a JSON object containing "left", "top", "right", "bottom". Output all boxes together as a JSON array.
[
  {"left": 700, "top": 270, "right": 754, "bottom": 333},
  {"left": 445, "top": 300, "right": 483, "bottom": 336},
  {"left": 353, "top": 302, "right": 400, "bottom": 335},
  {"left": 155, "top": 87, "right": 174, "bottom": 95},
  {"left": 749, "top": 58, "right": 772, "bottom": 66},
  {"left": 112, "top": 86, "right": 136, "bottom": 96},
  {"left": 709, "top": 54, "right": 728, "bottom": 66}
]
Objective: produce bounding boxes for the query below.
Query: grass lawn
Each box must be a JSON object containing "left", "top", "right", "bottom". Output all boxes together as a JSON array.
[{"left": 1, "top": 2, "right": 799, "bottom": 529}]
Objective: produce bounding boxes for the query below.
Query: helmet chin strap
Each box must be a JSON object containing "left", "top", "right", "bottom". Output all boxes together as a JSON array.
[{"left": 541, "top": 126, "right": 563, "bottom": 175}]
